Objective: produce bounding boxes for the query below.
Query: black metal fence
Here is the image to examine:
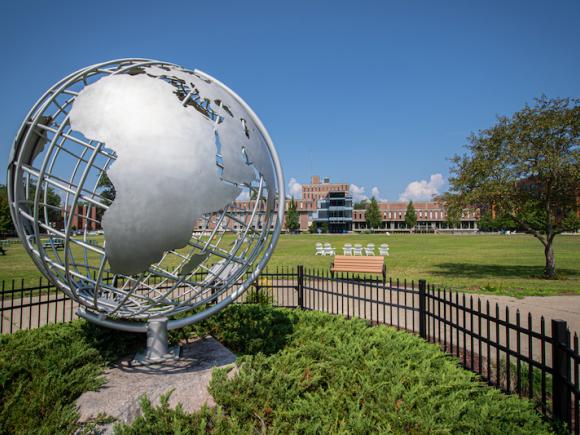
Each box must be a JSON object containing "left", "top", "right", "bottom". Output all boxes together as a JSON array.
[{"left": 1, "top": 266, "right": 579, "bottom": 433}]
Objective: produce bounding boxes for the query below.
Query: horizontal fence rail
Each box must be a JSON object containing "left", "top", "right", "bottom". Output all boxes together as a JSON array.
[{"left": 1, "top": 266, "right": 578, "bottom": 433}]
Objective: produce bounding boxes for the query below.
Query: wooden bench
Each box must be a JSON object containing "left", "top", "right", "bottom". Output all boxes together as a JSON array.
[{"left": 331, "top": 255, "right": 386, "bottom": 282}]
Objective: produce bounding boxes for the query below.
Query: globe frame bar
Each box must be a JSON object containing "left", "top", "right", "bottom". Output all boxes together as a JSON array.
[{"left": 7, "top": 59, "right": 285, "bottom": 337}]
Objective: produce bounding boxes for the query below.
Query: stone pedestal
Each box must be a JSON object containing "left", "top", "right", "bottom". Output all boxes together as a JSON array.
[{"left": 76, "top": 336, "right": 236, "bottom": 433}]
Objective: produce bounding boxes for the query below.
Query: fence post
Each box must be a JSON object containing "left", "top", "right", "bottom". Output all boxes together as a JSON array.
[
  {"left": 297, "top": 265, "right": 304, "bottom": 309},
  {"left": 419, "top": 279, "right": 427, "bottom": 339},
  {"left": 551, "top": 319, "right": 571, "bottom": 427}
]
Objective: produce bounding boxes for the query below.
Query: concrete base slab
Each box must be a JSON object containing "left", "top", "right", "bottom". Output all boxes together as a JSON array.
[{"left": 76, "top": 336, "right": 236, "bottom": 433}]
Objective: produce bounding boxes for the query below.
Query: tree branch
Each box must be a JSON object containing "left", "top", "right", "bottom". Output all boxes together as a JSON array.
[
  {"left": 549, "top": 228, "right": 566, "bottom": 244},
  {"left": 509, "top": 213, "right": 547, "bottom": 246}
]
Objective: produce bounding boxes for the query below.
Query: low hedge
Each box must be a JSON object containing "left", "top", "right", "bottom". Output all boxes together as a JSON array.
[
  {"left": 0, "top": 321, "right": 143, "bottom": 434},
  {"left": 0, "top": 305, "right": 552, "bottom": 433},
  {"left": 121, "top": 306, "right": 551, "bottom": 434}
]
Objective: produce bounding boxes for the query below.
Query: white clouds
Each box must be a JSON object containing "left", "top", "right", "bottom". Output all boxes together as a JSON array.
[
  {"left": 399, "top": 173, "right": 446, "bottom": 202},
  {"left": 349, "top": 184, "right": 368, "bottom": 202},
  {"left": 372, "top": 187, "right": 389, "bottom": 202},
  {"left": 288, "top": 177, "right": 302, "bottom": 199},
  {"left": 350, "top": 184, "right": 386, "bottom": 202}
]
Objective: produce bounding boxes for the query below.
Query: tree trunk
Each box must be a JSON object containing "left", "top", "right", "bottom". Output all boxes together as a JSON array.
[{"left": 544, "top": 241, "right": 556, "bottom": 278}]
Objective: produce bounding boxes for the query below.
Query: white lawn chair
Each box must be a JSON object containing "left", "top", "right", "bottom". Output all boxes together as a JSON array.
[
  {"left": 315, "top": 242, "right": 325, "bottom": 256},
  {"left": 324, "top": 243, "right": 336, "bottom": 256},
  {"left": 343, "top": 243, "right": 353, "bottom": 255},
  {"left": 353, "top": 244, "right": 363, "bottom": 256},
  {"left": 379, "top": 243, "right": 390, "bottom": 256},
  {"left": 365, "top": 243, "right": 375, "bottom": 256}
]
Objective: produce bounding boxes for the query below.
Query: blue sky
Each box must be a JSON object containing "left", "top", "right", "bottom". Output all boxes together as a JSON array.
[{"left": 1, "top": 0, "right": 579, "bottom": 202}]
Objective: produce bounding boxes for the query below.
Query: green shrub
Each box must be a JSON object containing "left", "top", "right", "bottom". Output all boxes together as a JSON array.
[
  {"left": 496, "top": 357, "right": 553, "bottom": 409},
  {"left": 113, "top": 392, "right": 254, "bottom": 435},
  {"left": 127, "top": 307, "right": 552, "bottom": 434},
  {"left": 0, "top": 306, "right": 552, "bottom": 434},
  {"left": 184, "top": 304, "right": 297, "bottom": 356},
  {"left": 0, "top": 321, "right": 143, "bottom": 434}
]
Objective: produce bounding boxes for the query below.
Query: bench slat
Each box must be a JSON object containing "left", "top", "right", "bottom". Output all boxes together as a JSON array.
[{"left": 331, "top": 255, "right": 385, "bottom": 275}]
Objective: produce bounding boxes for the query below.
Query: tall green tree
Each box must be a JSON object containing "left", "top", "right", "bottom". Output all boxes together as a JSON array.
[
  {"left": 97, "top": 172, "right": 116, "bottom": 206},
  {"left": 478, "top": 211, "right": 495, "bottom": 232},
  {"left": 0, "top": 185, "right": 15, "bottom": 233},
  {"left": 404, "top": 200, "right": 417, "bottom": 230},
  {"left": 478, "top": 211, "right": 517, "bottom": 232},
  {"left": 96, "top": 171, "right": 116, "bottom": 221},
  {"left": 353, "top": 200, "right": 368, "bottom": 210},
  {"left": 444, "top": 202, "right": 462, "bottom": 229},
  {"left": 285, "top": 197, "right": 300, "bottom": 232},
  {"left": 365, "top": 197, "right": 382, "bottom": 230},
  {"left": 445, "top": 96, "right": 579, "bottom": 278},
  {"left": 28, "top": 184, "right": 62, "bottom": 228}
]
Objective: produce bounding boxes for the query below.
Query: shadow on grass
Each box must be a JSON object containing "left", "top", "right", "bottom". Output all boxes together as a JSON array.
[{"left": 431, "top": 262, "right": 578, "bottom": 280}]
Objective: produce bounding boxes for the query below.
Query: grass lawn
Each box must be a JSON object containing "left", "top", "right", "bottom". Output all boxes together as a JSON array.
[
  {"left": 0, "top": 306, "right": 551, "bottom": 434},
  {"left": 269, "top": 233, "right": 580, "bottom": 297},
  {"left": 0, "top": 233, "right": 578, "bottom": 297}
]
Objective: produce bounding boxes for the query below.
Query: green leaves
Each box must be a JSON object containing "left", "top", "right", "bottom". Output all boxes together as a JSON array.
[
  {"left": 1, "top": 307, "right": 553, "bottom": 433},
  {"left": 446, "top": 96, "right": 580, "bottom": 276},
  {"left": 404, "top": 200, "right": 417, "bottom": 229},
  {"left": 285, "top": 196, "right": 300, "bottom": 232},
  {"left": 0, "top": 321, "right": 143, "bottom": 434},
  {"left": 0, "top": 185, "right": 14, "bottom": 233},
  {"left": 207, "top": 308, "right": 550, "bottom": 433},
  {"left": 365, "top": 197, "right": 382, "bottom": 229},
  {"left": 121, "top": 306, "right": 551, "bottom": 434}
]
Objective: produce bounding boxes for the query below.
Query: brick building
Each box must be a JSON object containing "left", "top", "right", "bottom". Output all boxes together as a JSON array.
[
  {"left": 302, "top": 175, "right": 349, "bottom": 201},
  {"left": 65, "top": 204, "right": 99, "bottom": 231},
  {"left": 352, "top": 202, "right": 478, "bottom": 231},
  {"left": 193, "top": 175, "right": 480, "bottom": 233}
]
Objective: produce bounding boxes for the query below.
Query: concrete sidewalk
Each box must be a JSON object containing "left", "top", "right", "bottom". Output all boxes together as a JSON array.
[{"left": 476, "top": 294, "right": 580, "bottom": 336}]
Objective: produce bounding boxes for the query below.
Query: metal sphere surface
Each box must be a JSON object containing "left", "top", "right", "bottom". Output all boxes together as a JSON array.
[{"left": 7, "top": 59, "right": 284, "bottom": 329}]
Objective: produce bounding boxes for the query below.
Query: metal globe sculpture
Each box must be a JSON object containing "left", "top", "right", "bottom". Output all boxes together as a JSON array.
[{"left": 7, "top": 59, "right": 284, "bottom": 362}]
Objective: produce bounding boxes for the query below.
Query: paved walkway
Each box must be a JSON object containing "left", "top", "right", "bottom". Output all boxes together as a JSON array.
[{"left": 477, "top": 294, "right": 580, "bottom": 336}]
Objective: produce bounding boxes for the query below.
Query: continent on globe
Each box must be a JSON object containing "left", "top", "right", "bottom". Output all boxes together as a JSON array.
[
  {"left": 9, "top": 58, "right": 284, "bottom": 330},
  {"left": 69, "top": 74, "right": 241, "bottom": 275}
]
